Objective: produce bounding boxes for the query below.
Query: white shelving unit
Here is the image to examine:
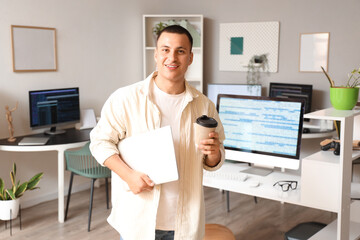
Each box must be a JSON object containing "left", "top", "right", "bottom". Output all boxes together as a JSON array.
[
  {"left": 143, "top": 14, "right": 204, "bottom": 92},
  {"left": 203, "top": 107, "right": 360, "bottom": 239},
  {"left": 302, "top": 107, "right": 360, "bottom": 240}
]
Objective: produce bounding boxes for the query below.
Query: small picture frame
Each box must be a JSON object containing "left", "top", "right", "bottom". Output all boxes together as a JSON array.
[
  {"left": 299, "top": 32, "right": 330, "bottom": 72},
  {"left": 11, "top": 25, "right": 57, "bottom": 72}
]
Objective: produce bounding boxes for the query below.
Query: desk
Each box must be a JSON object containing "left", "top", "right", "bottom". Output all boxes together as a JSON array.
[
  {"left": 204, "top": 107, "right": 360, "bottom": 239},
  {"left": 203, "top": 163, "right": 360, "bottom": 239},
  {"left": 0, "top": 128, "right": 91, "bottom": 223}
]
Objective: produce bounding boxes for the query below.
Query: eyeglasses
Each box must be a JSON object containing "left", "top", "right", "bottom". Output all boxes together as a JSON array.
[{"left": 273, "top": 181, "right": 298, "bottom": 192}]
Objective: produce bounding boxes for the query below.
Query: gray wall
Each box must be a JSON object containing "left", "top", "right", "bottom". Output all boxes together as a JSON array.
[{"left": 1, "top": 0, "right": 359, "bottom": 206}]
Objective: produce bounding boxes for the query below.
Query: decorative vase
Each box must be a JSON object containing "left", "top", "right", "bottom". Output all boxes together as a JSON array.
[
  {"left": 330, "top": 87, "right": 359, "bottom": 110},
  {"left": 0, "top": 199, "right": 20, "bottom": 220}
]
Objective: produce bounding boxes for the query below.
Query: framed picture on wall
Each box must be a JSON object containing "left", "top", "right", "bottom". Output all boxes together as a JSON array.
[
  {"left": 11, "top": 25, "right": 57, "bottom": 72},
  {"left": 219, "top": 21, "right": 280, "bottom": 73},
  {"left": 299, "top": 32, "right": 330, "bottom": 72}
]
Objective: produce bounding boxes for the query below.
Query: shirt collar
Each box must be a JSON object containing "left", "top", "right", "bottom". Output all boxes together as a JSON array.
[{"left": 140, "top": 71, "right": 199, "bottom": 102}]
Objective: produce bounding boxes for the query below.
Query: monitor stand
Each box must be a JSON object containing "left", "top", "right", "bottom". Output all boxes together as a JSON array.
[
  {"left": 45, "top": 127, "right": 66, "bottom": 135},
  {"left": 241, "top": 167, "right": 273, "bottom": 177}
]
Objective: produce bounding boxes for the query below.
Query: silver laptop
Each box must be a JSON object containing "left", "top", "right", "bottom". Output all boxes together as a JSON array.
[{"left": 18, "top": 137, "right": 50, "bottom": 146}]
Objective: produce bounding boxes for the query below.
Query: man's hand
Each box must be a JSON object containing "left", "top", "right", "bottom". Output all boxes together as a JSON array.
[
  {"left": 104, "top": 154, "right": 154, "bottom": 194},
  {"left": 127, "top": 170, "right": 155, "bottom": 194},
  {"left": 197, "top": 131, "right": 221, "bottom": 167}
]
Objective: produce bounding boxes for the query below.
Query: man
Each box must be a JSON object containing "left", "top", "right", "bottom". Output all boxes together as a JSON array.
[{"left": 90, "top": 25, "right": 225, "bottom": 240}]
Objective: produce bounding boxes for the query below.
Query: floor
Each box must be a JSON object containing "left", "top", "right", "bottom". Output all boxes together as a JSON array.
[{"left": 0, "top": 184, "right": 336, "bottom": 240}]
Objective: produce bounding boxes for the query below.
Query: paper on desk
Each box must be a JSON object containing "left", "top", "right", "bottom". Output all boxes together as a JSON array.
[{"left": 117, "top": 126, "right": 178, "bottom": 185}]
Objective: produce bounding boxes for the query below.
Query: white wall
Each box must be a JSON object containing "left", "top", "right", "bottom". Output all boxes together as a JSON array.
[
  {"left": 0, "top": 0, "right": 359, "bottom": 207},
  {"left": 0, "top": 0, "right": 144, "bottom": 207}
]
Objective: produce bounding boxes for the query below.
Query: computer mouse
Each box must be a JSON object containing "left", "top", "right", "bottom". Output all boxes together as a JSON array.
[
  {"left": 239, "top": 174, "right": 248, "bottom": 182},
  {"left": 248, "top": 180, "right": 260, "bottom": 188}
]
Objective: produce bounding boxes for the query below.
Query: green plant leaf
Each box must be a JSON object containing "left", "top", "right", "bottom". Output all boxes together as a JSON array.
[
  {"left": 4, "top": 191, "right": 9, "bottom": 200},
  {"left": 13, "top": 163, "right": 16, "bottom": 176},
  {"left": 0, "top": 178, "right": 4, "bottom": 195},
  {"left": 29, "top": 172, "right": 43, "bottom": 182},
  {"left": 27, "top": 173, "right": 43, "bottom": 190},
  {"left": 6, "top": 189, "right": 16, "bottom": 200},
  {"left": 10, "top": 171, "right": 15, "bottom": 187},
  {"left": 15, "top": 182, "right": 27, "bottom": 198},
  {"left": 27, "top": 179, "right": 41, "bottom": 190},
  {"left": 12, "top": 184, "right": 17, "bottom": 196}
]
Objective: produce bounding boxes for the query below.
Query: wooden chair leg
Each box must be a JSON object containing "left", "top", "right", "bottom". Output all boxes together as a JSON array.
[
  {"left": 105, "top": 178, "right": 109, "bottom": 209},
  {"left": 88, "top": 178, "right": 96, "bottom": 232},
  {"left": 65, "top": 172, "right": 75, "bottom": 221}
]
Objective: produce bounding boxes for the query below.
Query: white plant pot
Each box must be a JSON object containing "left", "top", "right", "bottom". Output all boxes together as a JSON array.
[{"left": 0, "top": 199, "right": 20, "bottom": 220}]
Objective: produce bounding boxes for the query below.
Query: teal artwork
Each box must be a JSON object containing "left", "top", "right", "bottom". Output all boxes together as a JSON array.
[{"left": 230, "top": 37, "right": 244, "bottom": 55}]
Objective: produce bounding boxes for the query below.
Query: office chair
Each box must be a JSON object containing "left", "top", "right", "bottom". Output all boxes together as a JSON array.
[
  {"left": 64, "top": 142, "right": 111, "bottom": 231},
  {"left": 284, "top": 222, "right": 327, "bottom": 240}
]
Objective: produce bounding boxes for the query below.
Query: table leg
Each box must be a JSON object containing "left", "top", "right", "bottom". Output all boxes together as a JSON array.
[{"left": 58, "top": 150, "right": 65, "bottom": 223}]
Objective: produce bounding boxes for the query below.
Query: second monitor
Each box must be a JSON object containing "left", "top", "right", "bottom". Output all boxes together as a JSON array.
[{"left": 269, "top": 82, "right": 312, "bottom": 114}]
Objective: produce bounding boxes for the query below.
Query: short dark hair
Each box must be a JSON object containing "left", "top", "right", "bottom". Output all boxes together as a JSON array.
[{"left": 156, "top": 25, "right": 193, "bottom": 50}]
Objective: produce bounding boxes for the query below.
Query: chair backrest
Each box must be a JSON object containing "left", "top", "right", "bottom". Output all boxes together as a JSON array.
[{"left": 65, "top": 142, "right": 111, "bottom": 178}]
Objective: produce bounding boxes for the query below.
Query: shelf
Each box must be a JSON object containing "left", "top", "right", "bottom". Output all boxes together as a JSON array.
[
  {"left": 305, "top": 107, "right": 360, "bottom": 121},
  {"left": 302, "top": 130, "right": 336, "bottom": 139},
  {"left": 309, "top": 201, "right": 360, "bottom": 239},
  {"left": 304, "top": 149, "right": 360, "bottom": 164}
]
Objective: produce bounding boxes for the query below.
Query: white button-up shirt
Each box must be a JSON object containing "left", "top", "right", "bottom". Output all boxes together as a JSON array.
[{"left": 90, "top": 72, "right": 225, "bottom": 240}]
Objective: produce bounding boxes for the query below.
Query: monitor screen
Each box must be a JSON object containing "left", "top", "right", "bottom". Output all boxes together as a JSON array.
[
  {"left": 29, "top": 88, "right": 80, "bottom": 134},
  {"left": 217, "top": 94, "right": 304, "bottom": 170},
  {"left": 207, "top": 84, "right": 261, "bottom": 106},
  {"left": 269, "top": 82, "right": 312, "bottom": 114}
]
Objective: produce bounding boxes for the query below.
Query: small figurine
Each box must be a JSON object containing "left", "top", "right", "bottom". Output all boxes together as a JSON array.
[{"left": 5, "top": 102, "right": 18, "bottom": 142}]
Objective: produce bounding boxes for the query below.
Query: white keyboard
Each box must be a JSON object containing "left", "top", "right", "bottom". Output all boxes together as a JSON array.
[{"left": 204, "top": 170, "right": 248, "bottom": 182}]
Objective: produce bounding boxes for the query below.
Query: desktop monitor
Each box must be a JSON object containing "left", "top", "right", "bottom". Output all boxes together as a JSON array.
[
  {"left": 207, "top": 84, "right": 261, "bottom": 106},
  {"left": 217, "top": 94, "right": 304, "bottom": 171},
  {"left": 29, "top": 87, "right": 80, "bottom": 134},
  {"left": 269, "top": 82, "right": 312, "bottom": 114}
]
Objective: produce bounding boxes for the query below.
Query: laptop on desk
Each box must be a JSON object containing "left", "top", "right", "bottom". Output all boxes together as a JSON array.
[{"left": 18, "top": 137, "right": 50, "bottom": 146}]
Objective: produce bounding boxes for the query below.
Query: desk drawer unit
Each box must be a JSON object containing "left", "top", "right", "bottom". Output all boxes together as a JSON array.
[{"left": 301, "top": 151, "right": 339, "bottom": 212}]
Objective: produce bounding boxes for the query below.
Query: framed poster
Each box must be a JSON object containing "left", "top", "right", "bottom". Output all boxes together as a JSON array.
[
  {"left": 299, "top": 32, "right": 329, "bottom": 72},
  {"left": 219, "top": 21, "right": 279, "bottom": 72},
  {"left": 11, "top": 25, "right": 57, "bottom": 72}
]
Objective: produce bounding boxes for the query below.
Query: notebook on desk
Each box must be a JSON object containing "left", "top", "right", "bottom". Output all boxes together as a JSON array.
[{"left": 18, "top": 137, "right": 50, "bottom": 146}]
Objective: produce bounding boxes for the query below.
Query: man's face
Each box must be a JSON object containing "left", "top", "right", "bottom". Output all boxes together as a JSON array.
[{"left": 154, "top": 32, "right": 193, "bottom": 83}]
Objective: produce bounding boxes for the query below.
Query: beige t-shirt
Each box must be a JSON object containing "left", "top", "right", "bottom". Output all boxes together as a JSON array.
[{"left": 152, "top": 81, "right": 186, "bottom": 230}]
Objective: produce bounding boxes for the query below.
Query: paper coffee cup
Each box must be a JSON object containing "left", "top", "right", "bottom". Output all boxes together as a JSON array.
[{"left": 194, "top": 115, "right": 218, "bottom": 146}]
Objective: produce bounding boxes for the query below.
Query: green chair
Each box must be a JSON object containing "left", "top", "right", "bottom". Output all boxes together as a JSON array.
[{"left": 64, "top": 142, "right": 111, "bottom": 232}]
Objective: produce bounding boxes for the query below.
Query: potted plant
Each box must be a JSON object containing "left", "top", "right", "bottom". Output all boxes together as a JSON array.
[
  {"left": 246, "top": 54, "right": 269, "bottom": 85},
  {"left": 322, "top": 66, "right": 360, "bottom": 110},
  {"left": 0, "top": 163, "right": 43, "bottom": 220},
  {"left": 152, "top": 21, "right": 168, "bottom": 44}
]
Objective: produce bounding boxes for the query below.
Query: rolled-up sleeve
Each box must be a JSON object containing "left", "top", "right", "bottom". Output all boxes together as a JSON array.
[{"left": 90, "top": 91, "right": 126, "bottom": 165}]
